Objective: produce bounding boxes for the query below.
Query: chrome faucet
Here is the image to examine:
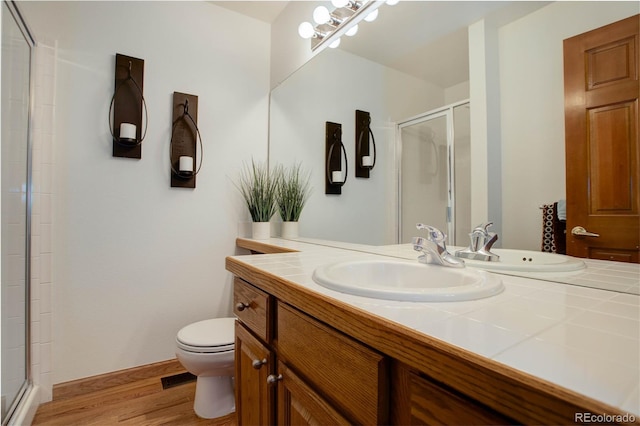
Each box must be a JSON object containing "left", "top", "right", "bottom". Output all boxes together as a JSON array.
[
  {"left": 413, "top": 224, "right": 465, "bottom": 268},
  {"left": 455, "top": 222, "right": 500, "bottom": 262}
]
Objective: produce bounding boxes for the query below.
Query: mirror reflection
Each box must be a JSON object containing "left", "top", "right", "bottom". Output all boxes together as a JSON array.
[{"left": 269, "top": 1, "right": 639, "bottom": 293}]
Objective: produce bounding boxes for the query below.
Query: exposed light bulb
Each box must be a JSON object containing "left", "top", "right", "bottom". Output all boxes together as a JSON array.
[
  {"left": 329, "top": 38, "right": 341, "bottom": 48},
  {"left": 364, "top": 8, "right": 378, "bottom": 22},
  {"left": 331, "top": 0, "right": 349, "bottom": 7},
  {"left": 386, "top": 0, "right": 399, "bottom": 5},
  {"left": 313, "top": 6, "right": 331, "bottom": 24},
  {"left": 298, "top": 22, "right": 315, "bottom": 39},
  {"left": 345, "top": 24, "right": 359, "bottom": 37}
]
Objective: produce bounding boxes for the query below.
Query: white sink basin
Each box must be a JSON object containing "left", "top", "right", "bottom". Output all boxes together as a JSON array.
[
  {"left": 460, "top": 249, "right": 586, "bottom": 273},
  {"left": 312, "top": 259, "right": 503, "bottom": 302}
]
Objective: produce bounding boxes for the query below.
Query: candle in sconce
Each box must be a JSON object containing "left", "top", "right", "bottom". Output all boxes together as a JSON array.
[
  {"left": 179, "top": 156, "right": 194, "bottom": 174},
  {"left": 362, "top": 156, "right": 373, "bottom": 167},
  {"left": 331, "top": 170, "right": 344, "bottom": 183},
  {"left": 120, "top": 123, "right": 137, "bottom": 141}
]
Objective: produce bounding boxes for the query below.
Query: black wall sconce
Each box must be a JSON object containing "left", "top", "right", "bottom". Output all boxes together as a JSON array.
[
  {"left": 109, "top": 53, "right": 147, "bottom": 159},
  {"left": 325, "top": 121, "right": 348, "bottom": 195},
  {"left": 170, "top": 92, "right": 202, "bottom": 188},
  {"left": 355, "top": 109, "right": 376, "bottom": 178}
]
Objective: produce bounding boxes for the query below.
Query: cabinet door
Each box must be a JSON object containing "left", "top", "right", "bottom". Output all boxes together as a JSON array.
[
  {"left": 235, "top": 321, "right": 274, "bottom": 426},
  {"left": 277, "top": 302, "right": 388, "bottom": 425},
  {"left": 392, "top": 363, "right": 514, "bottom": 425},
  {"left": 277, "top": 362, "right": 351, "bottom": 426}
]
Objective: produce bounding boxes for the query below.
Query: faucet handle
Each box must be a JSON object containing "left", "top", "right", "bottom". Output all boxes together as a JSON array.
[
  {"left": 416, "top": 223, "right": 446, "bottom": 243},
  {"left": 473, "top": 222, "right": 494, "bottom": 234}
]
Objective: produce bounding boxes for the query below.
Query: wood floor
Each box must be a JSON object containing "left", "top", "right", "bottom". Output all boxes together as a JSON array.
[{"left": 32, "top": 370, "right": 236, "bottom": 426}]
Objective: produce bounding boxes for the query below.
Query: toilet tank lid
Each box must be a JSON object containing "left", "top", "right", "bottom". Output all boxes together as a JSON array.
[{"left": 177, "top": 317, "right": 236, "bottom": 347}]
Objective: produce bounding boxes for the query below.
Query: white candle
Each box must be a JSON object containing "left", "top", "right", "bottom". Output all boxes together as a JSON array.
[
  {"left": 332, "top": 170, "right": 343, "bottom": 183},
  {"left": 120, "top": 123, "right": 136, "bottom": 140},
  {"left": 362, "top": 156, "right": 373, "bottom": 167},
  {"left": 179, "top": 156, "right": 194, "bottom": 174}
]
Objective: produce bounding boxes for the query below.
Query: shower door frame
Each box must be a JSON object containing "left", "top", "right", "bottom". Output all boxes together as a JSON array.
[{"left": 396, "top": 99, "right": 469, "bottom": 245}]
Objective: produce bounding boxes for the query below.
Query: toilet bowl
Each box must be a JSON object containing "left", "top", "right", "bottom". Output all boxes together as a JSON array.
[{"left": 175, "top": 317, "right": 236, "bottom": 419}]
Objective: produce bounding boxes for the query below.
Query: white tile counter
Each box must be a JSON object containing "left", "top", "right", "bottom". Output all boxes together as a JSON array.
[{"left": 230, "top": 238, "right": 640, "bottom": 417}]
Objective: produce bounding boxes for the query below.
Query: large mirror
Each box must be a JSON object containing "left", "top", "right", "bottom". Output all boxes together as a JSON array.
[{"left": 269, "top": 1, "right": 639, "bottom": 292}]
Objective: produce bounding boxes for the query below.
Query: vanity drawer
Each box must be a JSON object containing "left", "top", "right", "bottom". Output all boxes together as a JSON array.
[
  {"left": 276, "top": 301, "right": 388, "bottom": 425},
  {"left": 233, "top": 277, "right": 272, "bottom": 342}
]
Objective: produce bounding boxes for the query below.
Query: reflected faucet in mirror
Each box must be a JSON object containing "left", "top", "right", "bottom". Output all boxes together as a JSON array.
[
  {"left": 413, "top": 224, "right": 465, "bottom": 268},
  {"left": 455, "top": 222, "right": 500, "bottom": 262}
]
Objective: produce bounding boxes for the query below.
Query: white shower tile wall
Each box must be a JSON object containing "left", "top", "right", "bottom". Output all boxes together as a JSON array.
[{"left": 30, "top": 39, "right": 56, "bottom": 403}]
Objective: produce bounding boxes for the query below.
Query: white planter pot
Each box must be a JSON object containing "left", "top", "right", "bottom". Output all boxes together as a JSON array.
[
  {"left": 281, "top": 221, "right": 299, "bottom": 239},
  {"left": 252, "top": 222, "right": 270, "bottom": 240}
]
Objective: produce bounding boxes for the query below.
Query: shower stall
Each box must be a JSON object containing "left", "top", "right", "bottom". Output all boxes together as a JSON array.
[
  {"left": 397, "top": 100, "right": 471, "bottom": 246},
  {"left": 1, "top": 1, "right": 34, "bottom": 424}
]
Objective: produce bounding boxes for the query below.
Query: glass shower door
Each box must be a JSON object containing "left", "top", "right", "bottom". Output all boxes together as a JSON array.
[
  {"left": 1, "top": 1, "right": 33, "bottom": 422},
  {"left": 399, "top": 113, "right": 450, "bottom": 244},
  {"left": 398, "top": 101, "right": 470, "bottom": 245}
]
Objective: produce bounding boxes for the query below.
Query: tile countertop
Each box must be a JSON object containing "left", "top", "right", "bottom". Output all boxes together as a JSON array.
[{"left": 229, "top": 238, "right": 640, "bottom": 417}]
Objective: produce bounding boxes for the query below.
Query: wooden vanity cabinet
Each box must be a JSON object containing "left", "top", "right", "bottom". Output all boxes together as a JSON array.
[
  {"left": 233, "top": 277, "right": 389, "bottom": 425},
  {"left": 229, "top": 244, "right": 637, "bottom": 425},
  {"left": 234, "top": 276, "right": 519, "bottom": 426}
]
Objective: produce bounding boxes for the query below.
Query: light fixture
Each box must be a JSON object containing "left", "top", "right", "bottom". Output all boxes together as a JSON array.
[
  {"left": 109, "top": 53, "right": 148, "bottom": 159},
  {"left": 299, "top": 1, "right": 385, "bottom": 51},
  {"left": 331, "top": 0, "right": 350, "bottom": 8},
  {"left": 355, "top": 110, "right": 376, "bottom": 178},
  {"left": 330, "top": 38, "right": 341, "bottom": 48},
  {"left": 326, "top": 122, "right": 348, "bottom": 194},
  {"left": 298, "top": 22, "right": 316, "bottom": 39},
  {"left": 313, "top": 6, "right": 332, "bottom": 25},
  {"left": 386, "top": 0, "right": 399, "bottom": 5},
  {"left": 170, "top": 92, "right": 203, "bottom": 188}
]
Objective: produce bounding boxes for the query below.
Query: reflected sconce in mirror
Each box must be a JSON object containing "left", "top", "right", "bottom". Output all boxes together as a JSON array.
[
  {"left": 326, "top": 122, "right": 348, "bottom": 194},
  {"left": 355, "top": 110, "right": 376, "bottom": 178},
  {"left": 170, "top": 92, "right": 202, "bottom": 189},
  {"left": 109, "top": 53, "right": 147, "bottom": 159}
]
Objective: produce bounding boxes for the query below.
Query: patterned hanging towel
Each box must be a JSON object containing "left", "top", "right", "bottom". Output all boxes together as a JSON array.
[{"left": 541, "top": 204, "right": 556, "bottom": 253}]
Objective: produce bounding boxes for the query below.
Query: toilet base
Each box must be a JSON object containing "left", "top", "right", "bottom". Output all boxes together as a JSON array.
[{"left": 194, "top": 375, "right": 235, "bottom": 419}]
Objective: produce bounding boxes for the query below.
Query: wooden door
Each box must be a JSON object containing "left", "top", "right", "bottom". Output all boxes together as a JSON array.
[
  {"left": 235, "top": 321, "right": 274, "bottom": 426},
  {"left": 564, "top": 14, "right": 640, "bottom": 262}
]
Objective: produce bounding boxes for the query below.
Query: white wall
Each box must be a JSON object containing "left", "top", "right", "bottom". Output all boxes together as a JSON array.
[
  {"left": 20, "top": 1, "right": 270, "bottom": 384},
  {"left": 270, "top": 48, "right": 445, "bottom": 245},
  {"left": 498, "top": 1, "right": 638, "bottom": 249}
]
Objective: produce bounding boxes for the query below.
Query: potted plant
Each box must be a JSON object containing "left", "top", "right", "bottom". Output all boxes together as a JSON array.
[
  {"left": 236, "top": 159, "right": 278, "bottom": 239},
  {"left": 276, "top": 163, "right": 311, "bottom": 239}
]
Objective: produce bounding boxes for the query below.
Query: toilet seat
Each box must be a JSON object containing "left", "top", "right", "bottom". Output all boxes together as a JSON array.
[{"left": 177, "top": 317, "right": 235, "bottom": 354}]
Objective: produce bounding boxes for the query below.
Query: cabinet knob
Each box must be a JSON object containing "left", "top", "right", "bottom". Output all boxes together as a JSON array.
[
  {"left": 236, "top": 302, "right": 250, "bottom": 311},
  {"left": 252, "top": 358, "right": 267, "bottom": 369},
  {"left": 266, "top": 374, "right": 283, "bottom": 385}
]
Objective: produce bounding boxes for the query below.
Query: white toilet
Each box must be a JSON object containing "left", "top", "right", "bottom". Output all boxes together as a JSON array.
[{"left": 175, "top": 317, "right": 236, "bottom": 419}]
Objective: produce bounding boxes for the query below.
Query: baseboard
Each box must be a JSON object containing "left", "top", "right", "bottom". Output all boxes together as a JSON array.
[{"left": 52, "top": 359, "right": 185, "bottom": 401}]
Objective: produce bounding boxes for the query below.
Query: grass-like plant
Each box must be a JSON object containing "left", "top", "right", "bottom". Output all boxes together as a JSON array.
[
  {"left": 236, "top": 160, "right": 278, "bottom": 222},
  {"left": 276, "top": 163, "right": 312, "bottom": 222}
]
